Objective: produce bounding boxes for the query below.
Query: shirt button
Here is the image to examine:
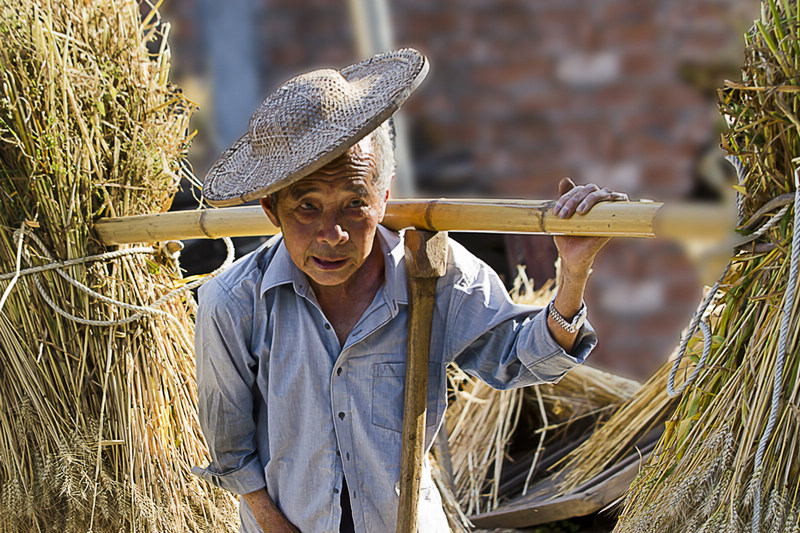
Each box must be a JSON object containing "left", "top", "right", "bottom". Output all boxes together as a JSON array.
[
  {"left": 325, "top": 323, "right": 331, "bottom": 330},
  {"left": 333, "top": 488, "right": 339, "bottom": 494},
  {"left": 336, "top": 367, "right": 342, "bottom": 376},
  {"left": 338, "top": 412, "right": 345, "bottom": 420}
]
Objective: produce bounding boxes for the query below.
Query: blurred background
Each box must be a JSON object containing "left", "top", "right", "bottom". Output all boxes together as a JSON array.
[{"left": 158, "top": 0, "right": 758, "bottom": 380}]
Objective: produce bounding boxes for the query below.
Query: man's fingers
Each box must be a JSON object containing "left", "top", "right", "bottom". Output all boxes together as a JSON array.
[
  {"left": 610, "top": 191, "right": 629, "bottom": 201},
  {"left": 554, "top": 183, "right": 599, "bottom": 217},
  {"left": 555, "top": 184, "right": 629, "bottom": 217},
  {"left": 554, "top": 183, "right": 591, "bottom": 212},
  {"left": 576, "top": 187, "right": 617, "bottom": 214}
]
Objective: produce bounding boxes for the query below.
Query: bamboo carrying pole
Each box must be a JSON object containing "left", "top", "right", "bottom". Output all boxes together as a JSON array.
[
  {"left": 398, "top": 230, "right": 449, "bottom": 533},
  {"left": 93, "top": 199, "right": 733, "bottom": 245}
]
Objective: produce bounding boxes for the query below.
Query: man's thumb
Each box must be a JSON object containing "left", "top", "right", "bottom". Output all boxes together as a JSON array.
[{"left": 558, "top": 177, "right": 576, "bottom": 196}]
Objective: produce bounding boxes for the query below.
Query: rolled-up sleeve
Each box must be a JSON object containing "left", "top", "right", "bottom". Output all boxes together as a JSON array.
[
  {"left": 191, "top": 279, "right": 267, "bottom": 496},
  {"left": 446, "top": 256, "right": 597, "bottom": 390}
]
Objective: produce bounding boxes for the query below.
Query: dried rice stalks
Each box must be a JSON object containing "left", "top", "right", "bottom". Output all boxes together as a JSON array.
[
  {"left": 0, "top": 1, "right": 237, "bottom": 531},
  {"left": 447, "top": 365, "right": 525, "bottom": 516},
  {"left": 610, "top": 2, "right": 800, "bottom": 531},
  {"left": 552, "top": 286, "right": 728, "bottom": 498},
  {"left": 553, "top": 360, "right": 679, "bottom": 496},
  {"left": 431, "top": 452, "right": 473, "bottom": 532},
  {"left": 446, "top": 269, "right": 640, "bottom": 516}
]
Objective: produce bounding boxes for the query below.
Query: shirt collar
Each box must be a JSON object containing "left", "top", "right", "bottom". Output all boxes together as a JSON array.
[
  {"left": 259, "top": 237, "right": 310, "bottom": 297},
  {"left": 259, "top": 225, "right": 408, "bottom": 306},
  {"left": 377, "top": 224, "right": 408, "bottom": 307}
]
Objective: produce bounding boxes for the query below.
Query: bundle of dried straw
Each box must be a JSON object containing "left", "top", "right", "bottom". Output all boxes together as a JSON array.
[
  {"left": 585, "top": 2, "right": 800, "bottom": 531},
  {"left": 0, "top": 1, "right": 237, "bottom": 531}
]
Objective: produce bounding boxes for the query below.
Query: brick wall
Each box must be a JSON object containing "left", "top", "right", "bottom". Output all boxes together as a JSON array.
[{"left": 161, "top": 0, "right": 758, "bottom": 379}]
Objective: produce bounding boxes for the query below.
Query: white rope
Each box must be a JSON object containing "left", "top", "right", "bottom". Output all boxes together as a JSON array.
[
  {"left": 0, "top": 223, "right": 28, "bottom": 315},
  {"left": 23, "top": 231, "right": 180, "bottom": 325},
  {"left": 1, "top": 227, "right": 235, "bottom": 327},
  {"left": 667, "top": 313, "right": 715, "bottom": 397},
  {"left": 728, "top": 155, "right": 747, "bottom": 216},
  {"left": 664, "top": 158, "right": 799, "bottom": 528},
  {"left": 666, "top": 207, "right": 790, "bottom": 398},
  {"left": 750, "top": 168, "right": 800, "bottom": 531},
  {"left": 733, "top": 204, "right": 790, "bottom": 249},
  {"left": 0, "top": 244, "right": 155, "bottom": 281},
  {"left": 667, "top": 156, "right": 742, "bottom": 398},
  {"left": 666, "top": 157, "right": 792, "bottom": 398}
]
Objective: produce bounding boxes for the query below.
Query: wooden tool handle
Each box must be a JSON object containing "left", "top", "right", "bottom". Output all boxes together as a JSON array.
[{"left": 397, "top": 230, "right": 448, "bottom": 533}]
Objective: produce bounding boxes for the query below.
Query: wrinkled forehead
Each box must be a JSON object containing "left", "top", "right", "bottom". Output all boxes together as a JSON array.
[{"left": 283, "top": 174, "right": 372, "bottom": 200}]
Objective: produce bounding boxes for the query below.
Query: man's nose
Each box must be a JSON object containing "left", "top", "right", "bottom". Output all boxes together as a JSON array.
[{"left": 317, "top": 212, "right": 348, "bottom": 246}]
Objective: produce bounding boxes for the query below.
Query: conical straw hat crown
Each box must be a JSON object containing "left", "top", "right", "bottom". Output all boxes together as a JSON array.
[{"left": 203, "top": 48, "right": 428, "bottom": 207}]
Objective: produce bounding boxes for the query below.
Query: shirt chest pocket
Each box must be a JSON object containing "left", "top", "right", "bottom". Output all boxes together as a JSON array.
[{"left": 371, "top": 361, "right": 442, "bottom": 433}]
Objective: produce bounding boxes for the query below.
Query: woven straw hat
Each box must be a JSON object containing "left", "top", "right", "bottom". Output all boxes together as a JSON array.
[{"left": 202, "top": 48, "right": 429, "bottom": 207}]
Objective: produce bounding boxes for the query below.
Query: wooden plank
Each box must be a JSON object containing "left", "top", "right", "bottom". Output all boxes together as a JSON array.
[
  {"left": 469, "top": 431, "right": 660, "bottom": 530},
  {"left": 470, "top": 455, "right": 645, "bottom": 529}
]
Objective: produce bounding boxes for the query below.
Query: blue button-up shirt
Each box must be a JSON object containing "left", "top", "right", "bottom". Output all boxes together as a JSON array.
[{"left": 192, "top": 225, "right": 595, "bottom": 532}]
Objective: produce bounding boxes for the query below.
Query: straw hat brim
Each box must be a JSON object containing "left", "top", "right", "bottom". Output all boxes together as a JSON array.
[{"left": 202, "top": 49, "right": 429, "bottom": 207}]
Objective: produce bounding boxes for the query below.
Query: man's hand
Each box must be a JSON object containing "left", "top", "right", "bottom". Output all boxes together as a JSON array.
[
  {"left": 552, "top": 178, "right": 629, "bottom": 272},
  {"left": 243, "top": 488, "right": 300, "bottom": 533},
  {"left": 547, "top": 178, "right": 629, "bottom": 353}
]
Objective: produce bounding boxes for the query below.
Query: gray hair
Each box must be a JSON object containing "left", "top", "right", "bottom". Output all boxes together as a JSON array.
[{"left": 368, "top": 120, "right": 395, "bottom": 195}]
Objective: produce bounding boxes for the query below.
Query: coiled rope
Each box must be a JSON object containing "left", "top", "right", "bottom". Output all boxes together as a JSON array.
[
  {"left": 667, "top": 157, "right": 788, "bottom": 397},
  {"left": 0, "top": 224, "right": 235, "bottom": 327},
  {"left": 750, "top": 168, "right": 800, "bottom": 531},
  {"left": 663, "top": 157, "right": 799, "bottom": 531}
]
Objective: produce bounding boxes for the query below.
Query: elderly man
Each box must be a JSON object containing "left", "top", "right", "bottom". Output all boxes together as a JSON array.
[{"left": 193, "top": 49, "right": 627, "bottom": 533}]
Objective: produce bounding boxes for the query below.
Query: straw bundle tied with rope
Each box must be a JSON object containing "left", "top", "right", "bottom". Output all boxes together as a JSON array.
[
  {"left": 552, "top": 2, "right": 800, "bottom": 531},
  {"left": 0, "top": 1, "right": 238, "bottom": 531}
]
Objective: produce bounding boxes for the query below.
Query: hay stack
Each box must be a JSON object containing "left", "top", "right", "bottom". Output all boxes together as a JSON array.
[
  {"left": 551, "top": 358, "right": 679, "bottom": 498},
  {"left": 0, "top": 1, "right": 237, "bottom": 531},
  {"left": 606, "top": 2, "right": 800, "bottom": 531}
]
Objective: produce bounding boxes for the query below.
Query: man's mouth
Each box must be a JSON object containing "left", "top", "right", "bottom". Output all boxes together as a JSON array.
[{"left": 311, "top": 256, "right": 349, "bottom": 270}]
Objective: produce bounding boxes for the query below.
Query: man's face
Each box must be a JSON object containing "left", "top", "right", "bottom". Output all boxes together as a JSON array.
[{"left": 261, "top": 139, "right": 389, "bottom": 288}]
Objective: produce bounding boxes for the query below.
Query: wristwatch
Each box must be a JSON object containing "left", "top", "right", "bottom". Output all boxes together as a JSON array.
[{"left": 547, "top": 300, "right": 587, "bottom": 334}]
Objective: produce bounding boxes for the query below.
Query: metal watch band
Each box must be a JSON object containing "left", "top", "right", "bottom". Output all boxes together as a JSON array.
[{"left": 547, "top": 300, "right": 586, "bottom": 334}]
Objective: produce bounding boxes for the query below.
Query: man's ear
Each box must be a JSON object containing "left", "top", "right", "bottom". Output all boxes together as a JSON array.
[
  {"left": 377, "top": 188, "right": 389, "bottom": 223},
  {"left": 260, "top": 196, "right": 280, "bottom": 227}
]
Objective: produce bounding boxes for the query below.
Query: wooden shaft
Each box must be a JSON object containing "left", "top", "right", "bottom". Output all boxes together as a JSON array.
[
  {"left": 94, "top": 206, "right": 281, "bottom": 244},
  {"left": 382, "top": 198, "right": 662, "bottom": 236},
  {"left": 397, "top": 230, "right": 448, "bottom": 533},
  {"left": 92, "top": 200, "right": 734, "bottom": 246}
]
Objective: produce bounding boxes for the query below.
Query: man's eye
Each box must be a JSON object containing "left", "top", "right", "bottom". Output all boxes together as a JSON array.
[
  {"left": 349, "top": 199, "right": 366, "bottom": 208},
  {"left": 299, "top": 202, "right": 316, "bottom": 210}
]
